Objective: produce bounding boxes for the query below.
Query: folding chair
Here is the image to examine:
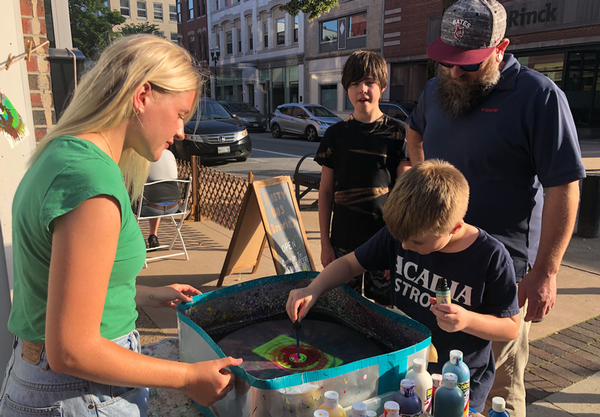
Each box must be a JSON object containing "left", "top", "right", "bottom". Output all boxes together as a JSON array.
[{"left": 135, "top": 176, "right": 193, "bottom": 266}]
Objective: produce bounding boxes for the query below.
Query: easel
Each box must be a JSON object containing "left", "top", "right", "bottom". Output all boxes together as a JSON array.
[{"left": 1, "top": 40, "right": 50, "bottom": 71}]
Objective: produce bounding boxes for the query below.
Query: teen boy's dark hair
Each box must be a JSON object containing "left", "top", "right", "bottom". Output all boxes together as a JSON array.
[{"left": 341, "top": 50, "right": 388, "bottom": 91}]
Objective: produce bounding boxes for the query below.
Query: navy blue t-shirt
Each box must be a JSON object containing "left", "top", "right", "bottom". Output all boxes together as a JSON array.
[
  {"left": 354, "top": 226, "right": 519, "bottom": 412},
  {"left": 409, "top": 54, "right": 586, "bottom": 280}
]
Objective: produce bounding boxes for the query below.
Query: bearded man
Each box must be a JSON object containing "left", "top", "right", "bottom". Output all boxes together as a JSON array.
[{"left": 407, "top": 0, "right": 585, "bottom": 415}]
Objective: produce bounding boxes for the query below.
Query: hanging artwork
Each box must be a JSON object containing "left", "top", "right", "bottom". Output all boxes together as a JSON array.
[{"left": 1, "top": 90, "right": 29, "bottom": 148}]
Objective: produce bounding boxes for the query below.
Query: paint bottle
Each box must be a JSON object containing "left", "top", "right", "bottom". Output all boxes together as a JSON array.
[
  {"left": 367, "top": 411, "right": 377, "bottom": 417},
  {"left": 433, "top": 373, "right": 463, "bottom": 417},
  {"left": 351, "top": 401, "right": 368, "bottom": 417},
  {"left": 318, "top": 391, "right": 346, "bottom": 417},
  {"left": 405, "top": 358, "right": 433, "bottom": 413},
  {"left": 435, "top": 278, "right": 451, "bottom": 304},
  {"left": 379, "top": 400, "right": 400, "bottom": 417},
  {"left": 430, "top": 373, "right": 443, "bottom": 416},
  {"left": 488, "top": 397, "right": 510, "bottom": 417},
  {"left": 441, "top": 351, "right": 469, "bottom": 417},
  {"left": 314, "top": 410, "right": 330, "bottom": 417},
  {"left": 392, "top": 379, "right": 422, "bottom": 416}
]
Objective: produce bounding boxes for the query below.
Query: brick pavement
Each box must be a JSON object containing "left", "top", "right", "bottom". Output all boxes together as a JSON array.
[{"left": 525, "top": 315, "right": 600, "bottom": 404}]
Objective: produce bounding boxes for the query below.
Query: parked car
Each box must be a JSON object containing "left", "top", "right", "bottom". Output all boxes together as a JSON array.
[
  {"left": 270, "top": 103, "right": 343, "bottom": 142},
  {"left": 219, "top": 101, "right": 268, "bottom": 132},
  {"left": 379, "top": 101, "right": 412, "bottom": 122},
  {"left": 170, "top": 98, "right": 251, "bottom": 163}
]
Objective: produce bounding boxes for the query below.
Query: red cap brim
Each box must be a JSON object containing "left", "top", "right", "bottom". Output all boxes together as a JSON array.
[{"left": 426, "top": 37, "right": 496, "bottom": 65}]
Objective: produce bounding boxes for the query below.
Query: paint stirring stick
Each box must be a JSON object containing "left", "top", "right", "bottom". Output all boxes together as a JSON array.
[{"left": 293, "top": 320, "right": 301, "bottom": 360}]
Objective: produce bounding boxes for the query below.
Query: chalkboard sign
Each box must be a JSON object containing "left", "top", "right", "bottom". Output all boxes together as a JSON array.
[{"left": 218, "top": 176, "right": 315, "bottom": 286}]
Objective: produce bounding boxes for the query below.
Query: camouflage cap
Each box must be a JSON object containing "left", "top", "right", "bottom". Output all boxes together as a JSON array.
[{"left": 427, "top": 0, "right": 507, "bottom": 66}]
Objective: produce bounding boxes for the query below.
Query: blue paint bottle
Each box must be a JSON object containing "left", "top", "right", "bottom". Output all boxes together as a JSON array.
[
  {"left": 488, "top": 397, "right": 510, "bottom": 417},
  {"left": 441, "top": 350, "right": 469, "bottom": 417},
  {"left": 392, "top": 379, "right": 422, "bottom": 416},
  {"left": 433, "top": 373, "right": 463, "bottom": 417}
]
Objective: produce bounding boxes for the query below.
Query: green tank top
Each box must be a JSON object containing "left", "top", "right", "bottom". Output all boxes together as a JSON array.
[{"left": 9, "top": 136, "right": 146, "bottom": 342}]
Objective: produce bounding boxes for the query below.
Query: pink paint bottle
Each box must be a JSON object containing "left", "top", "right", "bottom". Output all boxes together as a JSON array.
[{"left": 379, "top": 400, "right": 399, "bottom": 417}]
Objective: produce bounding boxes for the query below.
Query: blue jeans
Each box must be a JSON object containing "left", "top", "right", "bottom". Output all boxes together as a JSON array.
[{"left": 0, "top": 331, "right": 149, "bottom": 416}]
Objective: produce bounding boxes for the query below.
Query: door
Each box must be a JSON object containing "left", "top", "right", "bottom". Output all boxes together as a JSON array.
[{"left": 290, "top": 107, "right": 309, "bottom": 134}]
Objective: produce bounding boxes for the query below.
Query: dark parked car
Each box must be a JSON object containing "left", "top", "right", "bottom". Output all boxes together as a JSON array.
[
  {"left": 170, "top": 98, "right": 251, "bottom": 163},
  {"left": 379, "top": 101, "right": 412, "bottom": 122},
  {"left": 219, "top": 101, "right": 268, "bottom": 132},
  {"left": 270, "top": 103, "right": 343, "bottom": 142}
]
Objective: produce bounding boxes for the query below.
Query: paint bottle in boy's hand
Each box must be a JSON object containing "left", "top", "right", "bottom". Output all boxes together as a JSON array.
[
  {"left": 433, "top": 373, "right": 463, "bottom": 417},
  {"left": 392, "top": 379, "right": 422, "bottom": 416},
  {"left": 318, "top": 391, "right": 346, "bottom": 417},
  {"left": 441, "top": 350, "right": 469, "bottom": 417},
  {"left": 435, "top": 278, "right": 451, "bottom": 304},
  {"left": 487, "top": 397, "right": 510, "bottom": 417}
]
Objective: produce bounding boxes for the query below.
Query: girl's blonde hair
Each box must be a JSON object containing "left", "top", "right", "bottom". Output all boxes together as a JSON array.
[{"left": 31, "top": 34, "right": 203, "bottom": 199}]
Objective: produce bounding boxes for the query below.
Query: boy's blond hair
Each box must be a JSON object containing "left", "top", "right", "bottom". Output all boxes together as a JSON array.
[
  {"left": 383, "top": 159, "right": 469, "bottom": 242},
  {"left": 341, "top": 50, "right": 388, "bottom": 91}
]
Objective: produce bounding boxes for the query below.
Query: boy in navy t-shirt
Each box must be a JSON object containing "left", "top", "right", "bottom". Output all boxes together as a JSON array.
[{"left": 286, "top": 159, "right": 520, "bottom": 413}]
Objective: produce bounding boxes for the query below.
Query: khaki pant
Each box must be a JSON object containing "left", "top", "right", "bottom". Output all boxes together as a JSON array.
[{"left": 486, "top": 304, "right": 530, "bottom": 416}]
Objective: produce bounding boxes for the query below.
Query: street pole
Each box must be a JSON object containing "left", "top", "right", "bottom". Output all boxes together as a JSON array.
[{"left": 210, "top": 46, "right": 220, "bottom": 100}]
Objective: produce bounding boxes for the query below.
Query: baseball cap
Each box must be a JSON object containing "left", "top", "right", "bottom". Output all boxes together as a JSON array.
[{"left": 427, "top": 0, "right": 507, "bottom": 66}]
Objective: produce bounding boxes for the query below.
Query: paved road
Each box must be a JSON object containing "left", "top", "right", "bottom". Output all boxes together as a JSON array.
[{"left": 209, "top": 130, "right": 321, "bottom": 180}]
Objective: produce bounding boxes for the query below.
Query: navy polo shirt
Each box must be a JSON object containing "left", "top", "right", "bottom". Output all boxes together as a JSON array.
[{"left": 409, "top": 54, "right": 586, "bottom": 280}]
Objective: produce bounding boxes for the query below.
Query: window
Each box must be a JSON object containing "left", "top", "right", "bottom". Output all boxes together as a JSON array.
[
  {"left": 248, "top": 24, "right": 253, "bottom": 51},
  {"left": 170, "top": 32, "right": 179, "bottom": 42},
  {"left": 226, "top": 0, "right": 232, "bottom": 5},
  {"left": 120, "top": 0, "right": 130, "bottom": 17},
  {"left": 137, "top": 1, "right": 147, "bottom": 19},
  {"left": 321, "top": 20, "right": 337, "bottom": 42},
  {"left": 215, "top": 0, "right": 218, "bottom": 10},
  {"left": 188, "top": 34, "right": 196, "bottom": 57},
  {"left": 294, "top": 15, "right": 298, "bottom": 43},
  {"left": 263, "top": 21, "right": 268, "bottom": 48},
  {"left": 176, "top": 2, "right": 181, "bottom": 23},
  {"left": 276, "top": 18, "right": 285, "bottom": 45},
  {"left": 320, "top": 84, "right": 337, "bottom": 111},
  {"left": 187, "top": 0, "right": 193, "bottom": 20},
  {"left": 349, "top": 12, "right": 367, "bottom": 37},
  {"left": 169, "top": 4, "right": 177, "bottom": 22},
  {"left": 237, "top": 28, "right": 242, "bottom": 53},
  {"left": 153, "top": 3, "right": 163, "bottom": 21},
  {"left": 226, "top": 31, "right": 233, "bottom": 55},
  {"left": 344, "top": 92, "right": 354, "bottom": 111},
  {"left": 198, "top": 0, "right": 206, "bottom": 16}
]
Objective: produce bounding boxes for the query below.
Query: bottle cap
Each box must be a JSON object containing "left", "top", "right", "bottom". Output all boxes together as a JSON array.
[
  {"left": 400, "top": 378, "right": 415, "bottom": 389},
  {"left": 324, "top": 391, "right": 339, "bottom": 408},
  {"left": 432, "top": 373, "right": 443, "bottom": 387},
  {"left": 383, "top": 401, "right": 400, "bottom": 411},
  {"left": 442, "top": 372, "right": 458, "bottom": 388},
  {"left": 412, "top": 357, "right": 426, "bottom": 373},
  {"left": 449, "top": 349, "right": 463, "bottom": 364},
  {"left": 351, "top": 401, "right": 368, "bottom": 417},
  {"left": 314, "top": 410, "right": 330, "bottom": 417},
  {"left": 366, "top": 411, "right": 377, "bottom": 417},
  {"left": 492, "top": 397, "right": 506, "bottom": 413}
]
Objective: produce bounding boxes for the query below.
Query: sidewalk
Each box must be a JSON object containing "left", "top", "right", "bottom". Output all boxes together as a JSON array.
[{"left": 136, "top": 139, "right": 600, "bottom": 416}]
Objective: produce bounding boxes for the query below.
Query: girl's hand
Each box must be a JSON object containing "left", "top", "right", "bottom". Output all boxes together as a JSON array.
[
  {"left": 183, "top": 357, "right": 243, "bottom": 406},
  {"left": 137, "top": 284, "right": 202, "bottom": 309},
  {"left": 429, "top": 297, "right": 471, "bottom": 333}
]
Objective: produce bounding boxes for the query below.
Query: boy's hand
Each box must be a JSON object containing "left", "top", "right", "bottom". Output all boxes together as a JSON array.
[
  {"left": 321, "top": 242, "right": 336, "bottom": 268},
  {"left": 430, "top": 297, "right": 470, "bottom": 333},
  {"left": 286, "top": 287, "right": 318, "bottom": 322}
]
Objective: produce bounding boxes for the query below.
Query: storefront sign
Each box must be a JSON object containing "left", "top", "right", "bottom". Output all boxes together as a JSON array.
[{"left": 504, "top": 0, "right": 600, "bottom": 36}]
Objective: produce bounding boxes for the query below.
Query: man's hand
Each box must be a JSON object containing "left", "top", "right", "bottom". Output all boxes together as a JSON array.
[{"left": 518, "top": 268, "right": 557, "bottom": 322}]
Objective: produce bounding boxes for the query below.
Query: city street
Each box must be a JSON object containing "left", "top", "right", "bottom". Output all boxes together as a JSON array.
[{"left": 209, "top": 130, "right": 322, "bottom": 180}]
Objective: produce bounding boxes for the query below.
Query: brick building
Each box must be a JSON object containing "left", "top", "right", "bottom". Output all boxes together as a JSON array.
[{"left": 383, "top": 0, "right": 600, "bottom": 128}]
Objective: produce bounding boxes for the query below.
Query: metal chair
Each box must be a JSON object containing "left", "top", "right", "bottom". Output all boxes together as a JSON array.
[{"left": 135, "top": 176, "right": 192, "bottom": 266}]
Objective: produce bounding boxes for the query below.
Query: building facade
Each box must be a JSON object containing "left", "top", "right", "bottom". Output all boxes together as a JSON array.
[
  {"left": 106, "top": 0, "right": 180, "bottom": 43},
  {"left": 383, "top": 0, "right": 600, "bottom": 128},
  {"left": 304, "top": 0, "right": 384, "bottom": 118}
]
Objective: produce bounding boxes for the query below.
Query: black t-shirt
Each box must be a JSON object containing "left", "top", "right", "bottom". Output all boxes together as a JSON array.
[
  {"left": 354, "top": 226, "right": 519, "bottom": 412},
  {"left": 314, "top": 114, "right": 408, "bottom": 249}
]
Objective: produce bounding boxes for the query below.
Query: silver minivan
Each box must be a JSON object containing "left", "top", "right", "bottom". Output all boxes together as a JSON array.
[{"left": 270, "top": 103, "right": 342, "bottom": 142}]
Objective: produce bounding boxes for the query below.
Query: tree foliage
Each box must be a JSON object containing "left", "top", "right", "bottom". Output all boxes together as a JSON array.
[
  {"left": 69, "top": 0, "right": 125, "bottom": 59},
  {"left": 278, "top": 0, "right": 339, "bottom": 20},
  {"left": 119, "top": 22, "right": 163, "bottom": 37}
]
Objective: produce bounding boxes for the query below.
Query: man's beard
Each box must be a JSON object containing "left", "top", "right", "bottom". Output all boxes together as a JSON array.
[{"left": 436, "top": 62, "right": 501, "bottom": 118}]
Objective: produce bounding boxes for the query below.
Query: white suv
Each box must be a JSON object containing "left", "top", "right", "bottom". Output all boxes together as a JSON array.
[{"left": 270, "top": 103, "right": 342, "bottom": 142}]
